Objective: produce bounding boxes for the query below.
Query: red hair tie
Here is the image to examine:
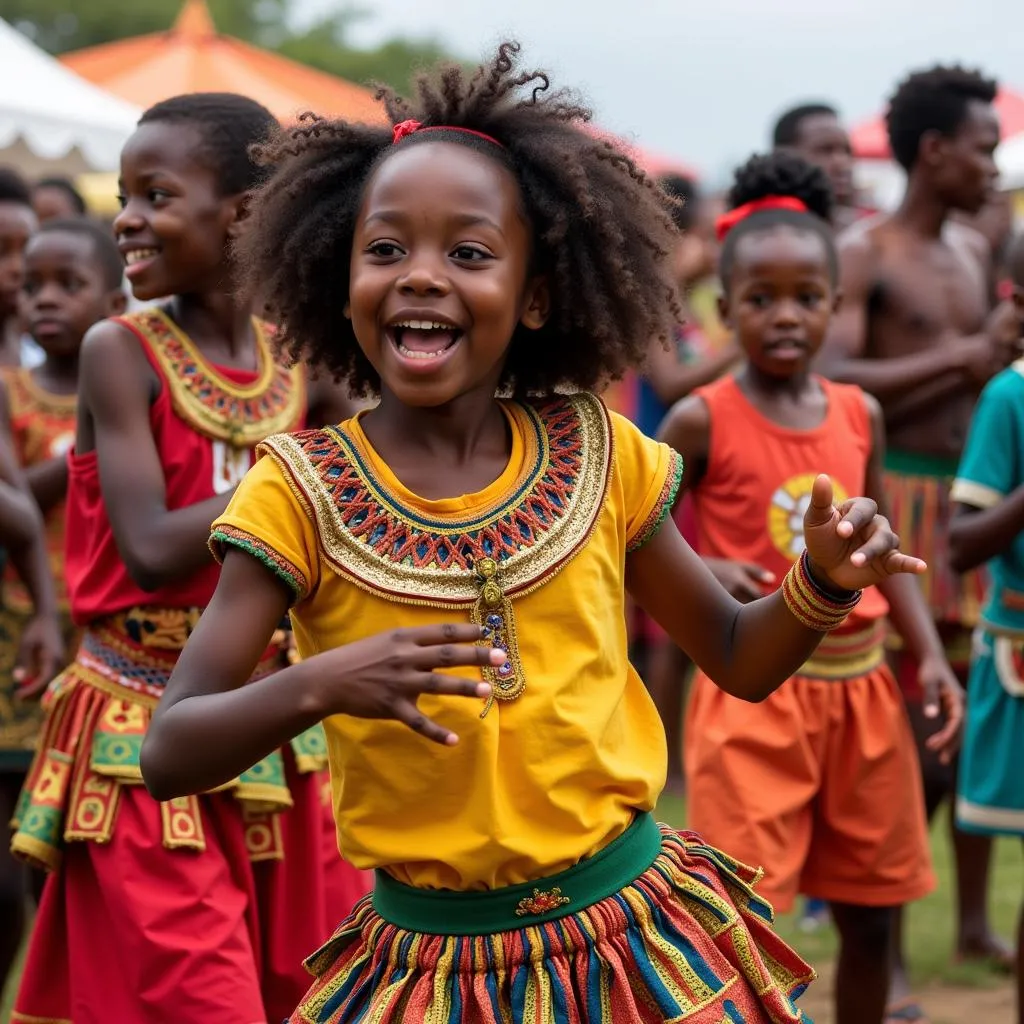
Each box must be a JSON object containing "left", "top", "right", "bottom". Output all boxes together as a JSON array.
[
  {"left": 391, "top": 119, "right": 505, "bottom": 149},
  {"left": 715, "top": 196, "right": 809, "bottom": 242}
]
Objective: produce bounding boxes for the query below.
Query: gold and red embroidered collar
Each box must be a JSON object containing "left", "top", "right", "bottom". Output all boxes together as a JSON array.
[
  {"left": 120, "top": 308, "right": 305, "bottom": 447},
  {"left": 260, "top": 394, "right": 612, "bottom": 716}
]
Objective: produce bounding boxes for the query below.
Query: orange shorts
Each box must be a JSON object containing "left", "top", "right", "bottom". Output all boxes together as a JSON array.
[{"left": 684, "top": 636, "right": 934, "bottom": 913}]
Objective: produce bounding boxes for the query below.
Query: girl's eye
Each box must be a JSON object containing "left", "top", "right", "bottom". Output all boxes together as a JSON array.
[
  {"left": 800, "top": 293, "right": 824, "bottom": 307},
  {"left": 367, "top": 241, "right": 402, "bottom": 258},
  {"left": 149, "top": 189, "right": 172, "bottom": 204},
  {"left": 115, "top": 193, "right": 127, "bottom": 210},
  {"left": 451, "top": 245, "right": 489, "bottom": 262}
]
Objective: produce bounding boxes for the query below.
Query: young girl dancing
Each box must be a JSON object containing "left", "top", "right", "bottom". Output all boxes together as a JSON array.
[{"left": 143, "top": 45, "right": 927, "bottom": 1023}]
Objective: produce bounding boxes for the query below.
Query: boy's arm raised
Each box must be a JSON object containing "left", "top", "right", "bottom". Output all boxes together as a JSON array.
[{"left": 79, "top": 320, "right": 234, "bottom": 591}]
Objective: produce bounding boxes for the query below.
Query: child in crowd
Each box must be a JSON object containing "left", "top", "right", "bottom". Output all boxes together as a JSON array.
[
  {"left": 31, "top": 177, "right": 88, "bottom": 224},
  {"left": 0, "top": 217, "right": 124, "bottom": 996},
  {"left": 949, "top": 231, "right": 1024, "bottom": 1024},
  {"left": 142, "top": 46, "right": 927, "bottom": 1023},
  {"left": 659, "top": 152, "right": 963, "bottom": 1024},
  {"left": 9, "top": 93, "right": 366, "bottom": 1024}
]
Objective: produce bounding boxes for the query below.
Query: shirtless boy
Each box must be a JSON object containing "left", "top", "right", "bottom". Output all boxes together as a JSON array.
[{"left": 817, "top": 65, "right": 1021, "bottom": 1006}]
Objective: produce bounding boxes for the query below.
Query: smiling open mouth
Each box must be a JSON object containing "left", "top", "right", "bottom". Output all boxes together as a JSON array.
[
  {"left": 124, "top": 248, "right": 159, "bottom": 266},
  {"left": 389, "top": 320, "right": 463, "bottom": 360}
]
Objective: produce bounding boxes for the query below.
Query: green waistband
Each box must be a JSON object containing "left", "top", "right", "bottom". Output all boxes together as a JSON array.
[
  {"left": 372, "top": 812, "right": 662, "bottom": 936},
  {"left": 883, "top": 449, "right": 960, "bottom": 478}
]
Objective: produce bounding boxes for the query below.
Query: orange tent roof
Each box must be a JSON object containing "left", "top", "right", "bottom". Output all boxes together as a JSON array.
[{"left": 60, "top": 0, "right": 384, "bottom": 124}]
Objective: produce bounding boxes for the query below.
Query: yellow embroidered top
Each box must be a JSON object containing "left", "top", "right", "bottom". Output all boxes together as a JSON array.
[{"left": 211, "top": 394, "right": 683, "bottom": 890}]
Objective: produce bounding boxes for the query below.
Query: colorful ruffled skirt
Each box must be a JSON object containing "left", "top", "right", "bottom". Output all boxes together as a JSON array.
[{"left": 290, "top": 814, "right": 815, "bottom": 1023}]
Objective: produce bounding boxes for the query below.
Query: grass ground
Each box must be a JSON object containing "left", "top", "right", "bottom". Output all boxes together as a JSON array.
[{"left": 3, "top": 798, "right": 1017, "bottom": 1023}]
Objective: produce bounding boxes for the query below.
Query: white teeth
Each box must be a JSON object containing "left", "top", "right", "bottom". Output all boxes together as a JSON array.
[
  {"left": 398, "top": 343, "right": 451, "bottom": 359},
  {"left": 124, "top": 248, "right": 158, "bottom": 266},
  {"left": 392, "top": 320, "right": 455, "bottom": 331}
]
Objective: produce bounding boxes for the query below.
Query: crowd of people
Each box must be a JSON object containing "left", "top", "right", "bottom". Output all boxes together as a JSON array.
[{"left": 0, "top": 40, "right": 1019, "bottom": 1024}]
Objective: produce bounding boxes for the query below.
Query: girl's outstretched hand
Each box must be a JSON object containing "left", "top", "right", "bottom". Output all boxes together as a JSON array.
[
  {"left": 803, "top": 474, "right": 926, "bottom": 593},
  {"left": 318, "top": 623, "right": 499, "bottom": 746}
]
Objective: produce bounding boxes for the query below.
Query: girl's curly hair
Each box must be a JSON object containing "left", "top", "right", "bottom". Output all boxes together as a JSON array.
[{"left": 238, "top": 42, "right": 681, "bottom": 397}]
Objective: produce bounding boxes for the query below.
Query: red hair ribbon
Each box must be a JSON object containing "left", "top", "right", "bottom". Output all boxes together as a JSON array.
[
  {"left": 391, "top": 119, "right": 505, "bottom": 149},
  {"left": 715, "top": 196, "right": 809, "bottom": 242}
]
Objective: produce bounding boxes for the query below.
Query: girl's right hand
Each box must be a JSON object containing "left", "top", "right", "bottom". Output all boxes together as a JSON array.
[{"left": 318, "top": 623, "right": 500, "bottom": 745}]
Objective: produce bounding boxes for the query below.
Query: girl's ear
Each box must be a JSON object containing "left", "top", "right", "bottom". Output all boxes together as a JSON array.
[
  {"left": 225, "top": 190, "right": 251, "bottom": 239},
  {"left": 520, "top": 276, "right": 550, "bottom": 331},
  {"left": 831, "top": 288, "right": 844, "bottom": 316}
]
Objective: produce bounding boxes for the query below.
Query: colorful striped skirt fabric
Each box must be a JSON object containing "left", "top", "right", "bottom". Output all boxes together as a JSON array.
[
  {"left": 289, "top": 815, "right": 815, "bottom": 1023},
  {"left": 883, "top": 450, "right": 987, "bottom": 629}
]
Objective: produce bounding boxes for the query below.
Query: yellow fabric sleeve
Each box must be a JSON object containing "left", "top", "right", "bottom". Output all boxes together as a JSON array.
[
  {"left": 609, "top": 410, "right": 684, "bottom": 552},
  {"left": 209, "top": 446, "right": 319, "bottom": 602}
]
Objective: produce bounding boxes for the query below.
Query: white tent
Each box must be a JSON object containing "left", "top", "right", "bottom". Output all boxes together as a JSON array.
[
  {"left": 999, "top": 135, "right": 1024, "bottom": 192},
  {"left": 0, "top": 19, "right": 138, "bottom": 175}
]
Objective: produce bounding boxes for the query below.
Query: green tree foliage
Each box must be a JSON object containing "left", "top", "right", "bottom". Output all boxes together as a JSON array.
[
  {"left": 3, "top": 0, "right": 286, "bottom": 53},
  {"left": 4, "top": 0, "right": 463, "bottom": 93}
]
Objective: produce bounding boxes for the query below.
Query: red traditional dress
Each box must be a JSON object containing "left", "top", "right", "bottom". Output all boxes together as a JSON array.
[
  {"left": 10, "top": 309, "right": 369, "bottom": 1024},
  {"left": 0, "top": 369, "right": 78, "bottom": 771}
]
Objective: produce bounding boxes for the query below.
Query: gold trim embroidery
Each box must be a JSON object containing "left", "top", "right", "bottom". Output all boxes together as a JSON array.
[
  {"left": 259, "top": 394, "right": 612, "bottom": 608},
  {"left": 120, "top": 308, "right": 306, "bottom": 445},
  {"left": 4, "top": 367, "right": 78, "bottom": 417},
  {"left": 514, "top": 886, "right": 570, "bottom": 916}
]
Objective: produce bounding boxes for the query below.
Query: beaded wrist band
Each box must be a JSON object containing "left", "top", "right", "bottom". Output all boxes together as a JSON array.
[{"left": 781, "top": 550, "right": 862, "bottom": 632}]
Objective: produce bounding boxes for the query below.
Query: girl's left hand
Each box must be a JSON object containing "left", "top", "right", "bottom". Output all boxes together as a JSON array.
[
  {"left": 13, "top": 613, "right": 64, "bottom": 700},
  {"left": 803, "top": 474, "right": 926, "bottom": 593},
  {"left": 916, "top": 654, "right": 964, "bottom": 765}
]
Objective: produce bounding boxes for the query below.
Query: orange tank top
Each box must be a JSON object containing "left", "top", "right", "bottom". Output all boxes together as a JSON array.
[{"left": 692, "top": 374, "right": 888, "bottom": 625}]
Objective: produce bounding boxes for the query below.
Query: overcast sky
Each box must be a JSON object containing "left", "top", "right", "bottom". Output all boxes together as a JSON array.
[{"left": 297, "top": 0, "right": 1023, "bottom": 185}]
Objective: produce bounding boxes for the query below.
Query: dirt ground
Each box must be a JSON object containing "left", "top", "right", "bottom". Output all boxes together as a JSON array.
[{"left": 798, "top": 962, "right": 1014, "bottom": 1023}]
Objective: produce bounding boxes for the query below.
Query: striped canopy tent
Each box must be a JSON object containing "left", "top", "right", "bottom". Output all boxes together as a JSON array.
[
  {"left": 60, "top": 0, "right": 385, "bottom": 125},
  {"left": 0, "top": 18, "right": 138, "bottom": 176}
]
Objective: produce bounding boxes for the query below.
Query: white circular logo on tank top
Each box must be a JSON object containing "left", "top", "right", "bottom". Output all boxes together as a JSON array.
[{"left": 767, "top": 472, "right": 848, "bottom": 560}]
